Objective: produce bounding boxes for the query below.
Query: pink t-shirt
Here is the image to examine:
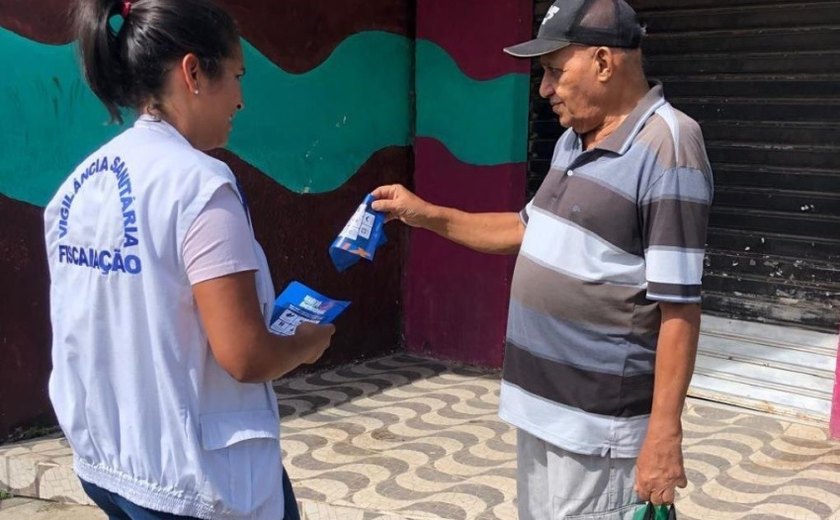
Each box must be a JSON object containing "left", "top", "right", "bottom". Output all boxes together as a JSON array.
[{"left": 183, "top": 185, "right": 259, "bottom": 285}]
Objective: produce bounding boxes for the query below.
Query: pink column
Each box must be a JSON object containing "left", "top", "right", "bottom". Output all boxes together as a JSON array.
[
  {"left": 831, "top": 334, "right": 840, "bottom": 438},
  {"left": 408, "top": 0, "right": 532, "bottom": 367},
  {"left": 405, "top": 139, "right": 525, "bottom": 367}
]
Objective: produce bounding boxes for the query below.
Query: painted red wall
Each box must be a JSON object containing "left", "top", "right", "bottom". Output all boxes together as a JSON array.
[
  {"left": 0, "top": 195, "right": 54, "bottom": 438},
  {"left": 405, "top": 140, "right": 525, "bottom": 367},
  {"left": 408, "top": 0, "right": 532, "bottom": 367}
]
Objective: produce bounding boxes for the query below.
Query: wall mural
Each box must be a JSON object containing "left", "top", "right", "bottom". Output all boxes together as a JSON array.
[
  {"left": 415, "top": 39, "right": 529, "bottom": 167},
  {"left": 0, "top": 29, "right": 412, "bottom": 204},
  {"left": 0, "top": 0, "right": 413, "bottom": 439},
  {"left": 406, "top": 0, "right": 531, "bottom": 367},
  {"left": 0, "top": 0, "right": 535, "bottom": 438}
]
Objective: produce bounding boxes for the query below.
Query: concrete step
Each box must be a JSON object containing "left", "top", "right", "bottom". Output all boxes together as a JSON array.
[{"left": 691, "top": 314, "right": 838, "bottom": 423}]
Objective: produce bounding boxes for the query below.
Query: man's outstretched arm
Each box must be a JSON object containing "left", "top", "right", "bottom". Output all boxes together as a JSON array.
[{"left": 371, "top": 184, "right": 525, "bottom": 255}]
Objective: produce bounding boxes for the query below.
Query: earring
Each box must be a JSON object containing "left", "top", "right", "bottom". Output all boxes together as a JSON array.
[
  {"left": 145, "top": 104, "right": 161, "bottom": 121},
  {"left": 194, "top": 89, "right": 199, "bottom": 95}
]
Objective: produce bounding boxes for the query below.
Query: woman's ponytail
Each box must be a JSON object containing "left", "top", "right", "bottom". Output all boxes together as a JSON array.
[{"left": 74, "top": 0, "right": 129, "bottom": 123}]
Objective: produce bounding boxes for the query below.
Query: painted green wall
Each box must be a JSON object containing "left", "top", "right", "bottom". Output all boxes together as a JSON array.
[
  {"left": 0, "top": 29, "right": 537, "bottom": 206},
  {"left": 0, "top": 29, "right": 412, "bottom": 205},
  {"left": 415, "top": 39, "right": 529, "bottom": 166}
]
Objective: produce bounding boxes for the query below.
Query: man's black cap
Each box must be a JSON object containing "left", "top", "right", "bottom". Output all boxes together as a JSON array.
[{"left": 504, "top": 0, "right": 644, "bottom": 58}]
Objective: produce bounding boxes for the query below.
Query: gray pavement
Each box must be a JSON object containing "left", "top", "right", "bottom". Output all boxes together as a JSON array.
[{"left": 0, "top": 497, "right": 105, "bottom": 519}]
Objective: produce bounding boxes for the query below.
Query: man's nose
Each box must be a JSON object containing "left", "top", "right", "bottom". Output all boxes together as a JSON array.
[{"left": 539, "top": 74, "right": 554, "bottom": 99}]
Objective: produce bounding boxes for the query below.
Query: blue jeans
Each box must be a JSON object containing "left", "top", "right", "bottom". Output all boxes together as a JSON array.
[{"left": 81, "top": 467, "right": 300, "bottom": 520}]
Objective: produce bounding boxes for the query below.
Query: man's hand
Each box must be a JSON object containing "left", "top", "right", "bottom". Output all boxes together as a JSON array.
[
  {"left": 635, "top": 303, "right": 699, "bottom": 505},
  {"left": 294, "top": 322, "right": 336, "bottom": 365},
  {"left": 634, "top": 431, "right": 687, "bottom": 505},
  {"left": 371, "top": 183, "right": 524, "bottom": 254},
  {"left": 371, "top": 184, "right": 435, "bottom": 228}
]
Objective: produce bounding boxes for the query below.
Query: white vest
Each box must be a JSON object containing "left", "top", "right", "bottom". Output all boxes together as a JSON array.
[{"left": 44, "top": 117, "right": 284, "bottom": 519}]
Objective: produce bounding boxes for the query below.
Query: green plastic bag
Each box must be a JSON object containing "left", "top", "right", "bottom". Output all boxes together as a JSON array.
[{"left": 632, "top": 503, "right": 676, "bottom": 520}]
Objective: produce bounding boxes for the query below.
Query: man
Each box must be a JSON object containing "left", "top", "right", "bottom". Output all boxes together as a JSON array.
[{"left": 372, "top": 0, "right": 713, "bottom": 518}]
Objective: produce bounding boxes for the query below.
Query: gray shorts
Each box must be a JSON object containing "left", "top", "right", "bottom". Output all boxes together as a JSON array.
[{"left": 517, "top": 429, "right": 642, "bottom": 519}]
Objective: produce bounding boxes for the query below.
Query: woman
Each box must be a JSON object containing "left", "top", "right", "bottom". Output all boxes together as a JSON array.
[{"left": 43, "top": 1, "right": 335, "bottom": 518}]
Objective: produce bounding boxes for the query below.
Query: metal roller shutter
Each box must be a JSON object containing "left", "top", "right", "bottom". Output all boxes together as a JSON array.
[{"left": 635, "top": 0, "right": 840, "bottom": 332}]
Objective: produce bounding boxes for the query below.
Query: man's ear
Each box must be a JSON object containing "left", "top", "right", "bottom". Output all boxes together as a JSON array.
[{"left": 593, "top": 47, "right": 615, "bottom": 82}]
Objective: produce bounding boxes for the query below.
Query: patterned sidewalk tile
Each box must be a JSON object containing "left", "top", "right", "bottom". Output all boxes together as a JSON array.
[
  {"left": 275, "top": 354, "right": 840, "bottom": 520},
  {"left": 2, "top": 353, "right": 839, "bottom": 519},
  {"left": 0, "top": 435, "right": 92, "bottom": 506},
  {"left": 276, "top": 355, "right": 515, "bottom": 520}
]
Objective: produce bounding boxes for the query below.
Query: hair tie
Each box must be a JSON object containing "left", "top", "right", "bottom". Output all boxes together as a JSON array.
[{"left": 121, "top": 1, "right": 132, "bottom": 18}]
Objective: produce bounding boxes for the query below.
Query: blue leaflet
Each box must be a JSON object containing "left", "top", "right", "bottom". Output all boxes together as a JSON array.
[
  {"left": 269, "top": 281, "right": 350, "bottom": 336},
  {"left": 329, "top": 194, "right": 387, "bottom": 272}
]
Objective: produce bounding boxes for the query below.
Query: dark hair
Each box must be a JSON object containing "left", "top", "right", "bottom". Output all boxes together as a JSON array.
[{"left": 74, "top": 0, "right": 239, "bottom": 123}]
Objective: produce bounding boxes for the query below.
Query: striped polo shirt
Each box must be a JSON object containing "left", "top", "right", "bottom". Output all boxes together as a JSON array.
[{"left": 498, "top": 84, "right": 713, "bottom": 458}]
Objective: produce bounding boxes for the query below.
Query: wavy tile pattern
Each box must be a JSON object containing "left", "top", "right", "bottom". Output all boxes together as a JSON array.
[
  {"left": 273, "top": 355, "right": 840, "bottom": 520},
  {"left": 3, "top": 355, "right": 840, "bottom": 519},
  {"left": 276, "top": 354, "right": 518, "bottom": 520},
  {"left": 677, "top": 405, "right": 840, "bottom": 520}
]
